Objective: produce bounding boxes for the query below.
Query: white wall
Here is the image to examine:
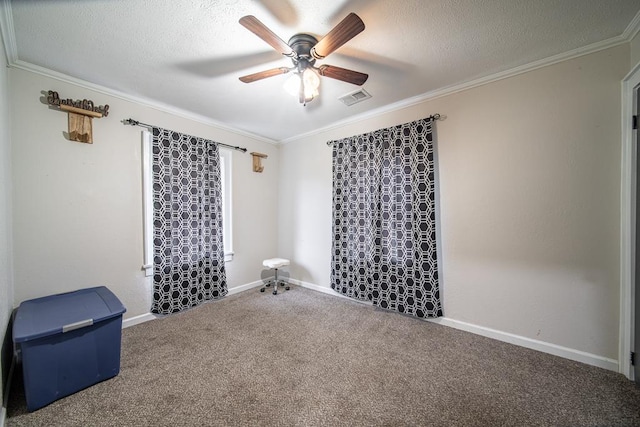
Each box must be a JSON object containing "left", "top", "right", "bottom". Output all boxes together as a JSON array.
[
  {"left": 0, "top": 21, "right": 13, "bottom": 417},
  {"left": 278, "top": 44, "right": 629, "bottom": 361},
  {"left": 9, "top": 68, "right": 279, "bottom": 319}
]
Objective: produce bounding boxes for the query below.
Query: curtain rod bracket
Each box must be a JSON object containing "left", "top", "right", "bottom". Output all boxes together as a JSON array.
[{"left": 123, "top": 118, "right": 141, "bottom": 126}]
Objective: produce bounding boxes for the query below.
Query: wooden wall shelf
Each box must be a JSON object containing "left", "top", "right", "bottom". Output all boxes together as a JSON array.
[
  {"left": 46, "top": 90, "right": 109, "bottom": 144},
  {"left": 250, "top": 152, "right": 268, "bottom": 173}
]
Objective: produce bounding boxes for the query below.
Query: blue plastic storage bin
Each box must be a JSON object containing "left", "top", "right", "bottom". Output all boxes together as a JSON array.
[{"left": 13, "top": 286, "right": 126, "bottom": 411}]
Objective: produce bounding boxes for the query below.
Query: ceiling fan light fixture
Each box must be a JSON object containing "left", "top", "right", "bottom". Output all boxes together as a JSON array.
[
  {"left": 284, "top": 68, "right": 320, "bottom": 105},
  {"left": 302, "top": 67, "right": 320, "bottom": 98}
]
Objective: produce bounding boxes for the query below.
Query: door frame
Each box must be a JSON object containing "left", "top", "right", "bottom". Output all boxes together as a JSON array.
[{"left": 620, "top": 61, "right": 640, "bottom": 380}]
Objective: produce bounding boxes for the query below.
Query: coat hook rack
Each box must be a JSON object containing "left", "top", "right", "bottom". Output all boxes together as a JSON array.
[
  {"left": 46, "top": 90, "right": 109, "bottom": 144},
  {"left": 250, "top": 152, "right": 267, "bottom": 173}
]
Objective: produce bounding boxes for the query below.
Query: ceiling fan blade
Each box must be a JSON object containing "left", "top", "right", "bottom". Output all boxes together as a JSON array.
[
  {"left": 239, "top": 67, "right": 291, "bottom": 83},
  {"left": 317, "top": 65, "right": 368, "bottom": 85},
  {"left": 239, "top": 15, "right": 295, "bottom": 57},
  {"left": 311, "top": 13, "right": 365, "bottom": 60},
  {"left": 177, "top": 51, "right": 283, "bottom": 78}
]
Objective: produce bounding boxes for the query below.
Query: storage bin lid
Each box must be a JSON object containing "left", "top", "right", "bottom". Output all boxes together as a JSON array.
[{"left": 13, "top": 286, "right": 126, "bottom": 343}]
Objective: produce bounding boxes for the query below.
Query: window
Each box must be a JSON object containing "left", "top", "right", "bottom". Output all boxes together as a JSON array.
[
  {"left": 219, "top": 148, "right": 234, "bottom": 262},
  {"left": 142, "top": 130, "right": 153, "bottom": 276},
  {"left": 142, "top": 131, "right": 233, "bottom": 277}
]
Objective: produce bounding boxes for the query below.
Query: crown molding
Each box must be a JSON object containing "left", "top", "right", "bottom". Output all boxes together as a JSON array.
[
  {"left": 281, "top": 33, "right": 631, "bottom": 144},
  {"left": 3, "top": 1, "right": 639, "bottom": 146},
  {"left": 622, "top": 8, "right": 640, "bottom": 41},
  {"left": 0, "top": 0, "right": 277, "bottom": 144},
  {"left": 8, "top": 59, "right": 279, "bottom": 145},
  {"left": 0, "top": 0, "right": 17, "bottom": 64}
]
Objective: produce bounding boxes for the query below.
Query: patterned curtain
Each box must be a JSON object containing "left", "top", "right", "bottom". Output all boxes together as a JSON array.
[
  {"left": 151, "top": 127, "right": 227, "bottom": 314},
  {"left": 330, "top": 117, "right": 442, "bottom": 318}
]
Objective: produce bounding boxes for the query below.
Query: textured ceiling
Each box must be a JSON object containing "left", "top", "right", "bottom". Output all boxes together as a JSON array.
[{"left": 6, "top": 0, "right": 640, "bottom": 142}]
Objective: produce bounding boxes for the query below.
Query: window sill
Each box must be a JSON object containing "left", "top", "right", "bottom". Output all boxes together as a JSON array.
[{"left": 143, "top": 264, "right": 153, "bottom": 277}]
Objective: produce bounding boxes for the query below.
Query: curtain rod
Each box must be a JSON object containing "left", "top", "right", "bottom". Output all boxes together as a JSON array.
[
  {"left": 325, "top": 113, "right": 442, "bottom": 146},
  {"left": 122, "top": 118, "right": 248, "bottom": 153}
]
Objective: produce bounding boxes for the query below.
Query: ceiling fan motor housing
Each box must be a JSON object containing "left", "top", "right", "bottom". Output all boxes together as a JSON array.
[{"left": 288, "top": 33, "right": 318, "bottom": 68}]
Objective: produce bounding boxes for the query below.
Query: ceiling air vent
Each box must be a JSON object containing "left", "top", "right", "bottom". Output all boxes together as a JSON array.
[{"left": 339, "top": 88, "right": 371, "bottom": 106}]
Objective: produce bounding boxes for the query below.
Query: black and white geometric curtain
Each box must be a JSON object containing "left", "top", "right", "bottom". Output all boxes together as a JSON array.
[
  {"left": 151, "top": 127, "right": 227, "bottom": 314},
  {"left": 330, "top": 117, "right": 442, "bottom": 318}
]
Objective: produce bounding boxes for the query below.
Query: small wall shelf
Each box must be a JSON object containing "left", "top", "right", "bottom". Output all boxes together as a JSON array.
[
  {"left": 46, "top": 90, "right": 109, "bottom": 144},
  {"left": 250, "top": 152, "right": 268, "bottom": 173}
]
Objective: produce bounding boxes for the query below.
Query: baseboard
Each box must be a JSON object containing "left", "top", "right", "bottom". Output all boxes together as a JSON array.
[
  {"left": 288, "top": 278, "right": 371, "bottom": 304},
  {"left": 288, "top": 278, "right": 337, "bottom": 296},
  {"left": 428, "top": 317, "right": 618, "bottom": 372},
  {"left": 122, "top": 313, "right": 157, "bottom": 329},
  {"left": 2, "top": 310, "right": 15, "bottom": 426},
  {"left": 121, "top": 281, "right": 265, "bottom": 329},
  {"left": 2, "top": 352, "right": 13, "bottom": 409},
  {"left": 293, "top": 280, "right": 619, "bottom": 372},
  {"left": 227, "top": 280, "right": 264, "bottom": 296}
]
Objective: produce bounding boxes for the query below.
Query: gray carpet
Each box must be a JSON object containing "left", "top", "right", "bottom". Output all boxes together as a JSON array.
[{"left": 6, "top": 285, "right": 640, "bottom": 426}]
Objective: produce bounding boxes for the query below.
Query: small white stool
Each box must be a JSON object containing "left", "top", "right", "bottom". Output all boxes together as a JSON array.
[{"left": 261, "top": 258, "right": 290, "bottom": 295}]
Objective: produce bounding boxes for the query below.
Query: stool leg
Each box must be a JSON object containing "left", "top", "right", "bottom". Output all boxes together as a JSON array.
[{"left": 272, "top": 268, "right": 278, "bottom": 295}]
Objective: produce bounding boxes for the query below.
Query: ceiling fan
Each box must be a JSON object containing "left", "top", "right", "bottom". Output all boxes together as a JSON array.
[{"left": 238, "top": 13, "right": 368, "bottom": 105}]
